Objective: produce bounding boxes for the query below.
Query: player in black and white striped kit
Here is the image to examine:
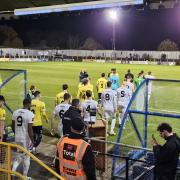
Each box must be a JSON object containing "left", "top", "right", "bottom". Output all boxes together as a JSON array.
[
  {"left": 51, "top": 93, "right": 71, "bottom": 137},
  {"left": 82, "top": 90, "right": 102, "bottom": 124},
  {"left": 12, "top": 99, "right": 34, "bottom": 180},
  {"left": 117, "top": 81, "right": 131, "bottom": 126},
  {"left": 101, "top": 81, "right": 117, "bottom": 136}
]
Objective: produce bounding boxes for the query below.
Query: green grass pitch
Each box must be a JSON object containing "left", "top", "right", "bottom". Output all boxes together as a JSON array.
[{"left": 0, "top": 62, "right": 180, "bottom": 147}]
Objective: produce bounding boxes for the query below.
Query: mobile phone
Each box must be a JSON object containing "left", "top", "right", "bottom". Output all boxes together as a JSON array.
[{"left": 152, "top": 134, "right": 156, "bottom": 140}]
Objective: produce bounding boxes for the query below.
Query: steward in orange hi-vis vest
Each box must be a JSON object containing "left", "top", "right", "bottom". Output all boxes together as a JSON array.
[
  {"left": 57, "top": 137, "right": 88, "bottom": 179},
  {"left": 55, "top": 117, "right": 96, "bottom": 180}
]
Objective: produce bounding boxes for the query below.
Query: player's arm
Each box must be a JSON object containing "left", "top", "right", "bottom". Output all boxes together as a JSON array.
[
  {"left": 96, "top": 80, "right": 99, "bottom": 92},
  {"left": 132, "top": 84, "right": 135, "bottom": 92},
  {"left": 77, "top": 88, "right": 81, "bottom": 99},
  {"left": 117, "top": 77, "right": 120, "bottom": 88},
  {"left": 0, "top": 109, "right": 6, "bottom": 121},
  {"left": 0, "top": 109, "right": 5, "bottom": 141},
  {"left": 116, "top": 90, "right": 119, "bottom": 102},
  {"left": 41, "top": 103, "right": 49, "bottom": 123},
  {"left": 96, "top": 106, "right": 102, "bottom": 119},
  {"left": 12, "top": 120, "right": 15, "bottom": 133},
  {"left": 105, "top": 80, "right": 107, "bottom": 89},
  {"left": 11, "top": 112, "right": 16, "bottom": 133},
  {"left": 55, "top": 98, "right": 57, "bottom": 107},
  {"left": 91, "top": 91, "right": 95, "bottom": 99},
  {"left": 101, "top": 93, "right": 104, "bottom": 108},
  {"left": 51, "top": 110, "right": 57, "bottom": 135},
  {"left": 113, "top": 96, "right": 117, "bottom": 113},
  {"left": 28, "top": 122, "right": 34, "bottom": 144}
]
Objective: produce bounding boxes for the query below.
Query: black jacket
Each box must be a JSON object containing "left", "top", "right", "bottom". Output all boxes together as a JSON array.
[
  {"left": 153, "top": 134, "right": 180, "bottom": 180},
  {"left": 55, "top": 132, "right": 96, "bottom": 180},
  {"left": 62, "top": 106, "right": 82, "bottom": 135},
  {"left": 125, "top": 72, "right": 134, "bottom": 80}
]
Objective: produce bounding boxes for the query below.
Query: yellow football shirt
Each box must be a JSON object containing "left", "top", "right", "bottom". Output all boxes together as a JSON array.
[
  {"left": 78, "top": 83, "right": 83, "bottom": 89},
  {"left": 55, "top": 91, "right": 65, "bottom": 105},
  {"left": 0, "top": 107, "right": 6, "bottom": 121},
  {"left": 31, "top": 99, "right": 46, "bottom": 126},
  {"left": 96, "top": 77, "right": 107, "bottom": 93},
  {"left": 87, "top": 83, "right": 93, "bottom": 92},
  {"left": 77, "top": 85, "right": 93, "bottom": 102}
]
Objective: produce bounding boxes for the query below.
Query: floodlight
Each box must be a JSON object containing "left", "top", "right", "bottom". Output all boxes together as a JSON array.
[{"left": 109, "top": 9, "right": 118, "bottom": 21}]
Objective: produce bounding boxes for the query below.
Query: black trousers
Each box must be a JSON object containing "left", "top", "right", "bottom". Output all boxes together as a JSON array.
[
  {"left": 98, "top": 93, "right": 102, "bottom": 100},
  {"left": 33, "top": 126, "right": 42, "bottom": 148}
]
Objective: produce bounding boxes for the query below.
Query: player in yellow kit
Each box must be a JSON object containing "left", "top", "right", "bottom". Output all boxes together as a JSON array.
[
  {"left": 55, "top": 84, "right": 69, "bottom": 106},
  {"left": 77, "top": 78, "right": 94, "bottom": 102},
  {"left": 0, "top": 95, "right": 6, "bottom": 142},
  {"left": 31, "top": 91, "right": 48, "bottom": 152},
  {"left": 96, "top": 73, "right": 107, "bottom": 103}
]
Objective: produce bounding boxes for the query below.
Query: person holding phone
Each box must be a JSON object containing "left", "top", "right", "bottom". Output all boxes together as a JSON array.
[{"left": 152, "top": 123, "right": 180, "bottom": 180}]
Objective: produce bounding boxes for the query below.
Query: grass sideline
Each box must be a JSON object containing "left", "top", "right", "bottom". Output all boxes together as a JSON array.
[{"left": 0, "top": 61, "right": 180, "bottom": 147}]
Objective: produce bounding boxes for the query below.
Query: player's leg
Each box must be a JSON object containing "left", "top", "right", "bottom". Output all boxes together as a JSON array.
[
  {"left": 58, "top": 121, "right": 63, "bottom": 138},
  {"left": 109, "top": 111, "right": 116, "bottom": 135},
  {"left": 32, "top": 126, "right": 37, "bottom": 145},
  {"left": 98, "top": 93, "right": 102, "bottom": 104},
  {"left": 12, "top": 155, "right": 22, "bottom": 173},
  {"left": 22, "top": 155, "right": 30, "bottom": 177},
  {"left": 117, "top": 104, "right": 122, "bottom": 126},
  {"left": 33, "top": 126, "right": 42, "bottom": 148},
  {"left": 12, "top": 143, "right": 23, "bottom": 174},
  {"left": 103, "top": 110, "right": 110, "bottom": 136}
]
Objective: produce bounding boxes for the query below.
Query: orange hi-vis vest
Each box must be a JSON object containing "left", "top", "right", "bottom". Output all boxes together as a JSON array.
[{"left": 57, "top": 136, "right": 89, "bottom": 180}]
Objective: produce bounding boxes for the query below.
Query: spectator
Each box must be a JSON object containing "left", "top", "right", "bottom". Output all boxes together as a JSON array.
[
  {"left": 55, "top": 117, "right": 96, "bottom": 180},
  {"left": 152, "top": 123, "right": 180, "bottom": 180},
  {"left": 62, "top": 99, "right": 82, "bottom": 135},
  {"left": 125, "top": 69, "right": 134, "bottom": 80}
]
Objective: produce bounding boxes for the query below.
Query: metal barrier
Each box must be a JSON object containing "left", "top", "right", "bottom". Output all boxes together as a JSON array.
[
  {"left": 0, "top": 141, "right": 64, "bottom": 180},
  {"left": 87, "top": 137, "right": 153, "bottom": 180},
  {"left": 88, "top": 138, "right": 180, "bottom": 180},
  {"left": 93, "top": 151, "right": 155, "bottom": 180}
]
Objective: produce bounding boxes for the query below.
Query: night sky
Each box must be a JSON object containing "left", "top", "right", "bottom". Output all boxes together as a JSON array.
[{"left": 0, "top": 7, "right": 180, "bottom": 50}]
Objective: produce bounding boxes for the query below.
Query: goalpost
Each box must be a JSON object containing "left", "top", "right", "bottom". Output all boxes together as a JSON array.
[
  {"left": 0, "top": 69, "right": 27, "bottom": 121},
  {"left": 112, "top": 78, "right": 180, "bottom": 178}
]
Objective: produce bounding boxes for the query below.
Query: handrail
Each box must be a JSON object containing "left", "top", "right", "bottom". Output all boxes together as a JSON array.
[
  {"left": 86, "top": 137, "right": 152, "bottom": 151},
  {"left": 0, "top": 168, "right": 26, "bottom": 179},
  {"left": 0, "top": 142, "right": 64, "bottom": 180}
]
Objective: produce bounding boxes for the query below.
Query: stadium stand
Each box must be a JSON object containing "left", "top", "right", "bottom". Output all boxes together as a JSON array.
[{"left": 0, "top": 48, "right": 180, "bottom": 64}]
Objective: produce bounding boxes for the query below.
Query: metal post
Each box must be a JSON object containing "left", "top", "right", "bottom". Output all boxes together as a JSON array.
[
  {"left": 112, "top": 21, "right": 116, "bottom": 60},
  {"left": 24, "top": 70, "right": 27, "bottom": 98},
  {"left": 112, "top": 21, "right": 116, "bottom": 51},
  {"left": 144, "top": 79, "right": 149, "bottom": 148},
  {"left": 8, "top": 145, "right": 11, "bottom": 180}
]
